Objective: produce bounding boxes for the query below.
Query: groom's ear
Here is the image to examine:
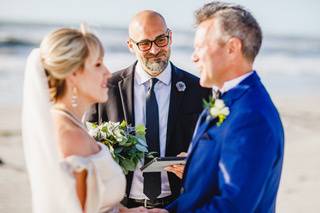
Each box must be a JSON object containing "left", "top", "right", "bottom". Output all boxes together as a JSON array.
[{"left": 226, "top": 37, "right": 242, "bottom": 56}]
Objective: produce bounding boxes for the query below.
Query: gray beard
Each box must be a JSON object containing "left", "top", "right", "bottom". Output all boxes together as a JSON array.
[{"left": 145, "top": 60, "right": 168, "bottom": 73}]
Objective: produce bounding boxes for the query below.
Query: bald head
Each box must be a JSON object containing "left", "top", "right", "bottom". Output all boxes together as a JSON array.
[
  {"left": 127, "top": 10, "right": 172, "bottom": 77},
  {"left": 129, "top": 10, "right": 167, "bottom": 40}
]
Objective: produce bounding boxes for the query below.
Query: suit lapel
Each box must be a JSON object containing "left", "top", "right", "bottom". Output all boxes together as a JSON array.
[
  {"left": 165, "top": 63, "right": 186, "bottom": 155},
  {"left": 189, "top": 113, "right": 216, "bottom": 151},
  {"left": 182, "top": 113, "right": 215, "bottom": 181},
  {"left": 118, "top": 63, "right": 135, "bottom": 126},
  {"left": 191, "top": 108, "right": 208, "bottom": 140}
]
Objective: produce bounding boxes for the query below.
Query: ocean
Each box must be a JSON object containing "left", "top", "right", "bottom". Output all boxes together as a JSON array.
[{"left": 1, "top": 21, "right": 320, "bottom": 107}]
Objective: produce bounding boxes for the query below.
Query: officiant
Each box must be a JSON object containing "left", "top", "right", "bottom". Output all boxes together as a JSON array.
[{"left": 85, "top": 10, "right": 210, "bottom": 208}]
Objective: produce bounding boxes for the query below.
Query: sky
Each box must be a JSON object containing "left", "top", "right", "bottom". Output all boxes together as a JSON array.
[{"left": 0, "top": 0, "right": 319, "bottom": 37}]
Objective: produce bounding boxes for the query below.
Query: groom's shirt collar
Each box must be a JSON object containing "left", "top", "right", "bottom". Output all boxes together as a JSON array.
[
  {"left": 212, "top": 71, "right": 253, "bottom": 96},
  {"left": 135, "top": 61, "right": 171, "bottom": 86}
]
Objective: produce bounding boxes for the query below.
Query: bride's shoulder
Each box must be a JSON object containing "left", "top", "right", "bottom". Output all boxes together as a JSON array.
[
  {"left": 53, "top": 116, "right": 99, "bottom": 158},
  {"left": 58, "top": 127, "right": 91, "bottom": 157}
]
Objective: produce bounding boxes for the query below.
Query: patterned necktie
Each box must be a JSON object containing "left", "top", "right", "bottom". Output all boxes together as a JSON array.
[{"left": 143, "top": 78, "right": 161, "bottom": 200}]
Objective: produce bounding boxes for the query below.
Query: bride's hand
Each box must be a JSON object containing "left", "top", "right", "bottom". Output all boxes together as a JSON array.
[{"left": 119, "top": 206, "right": 148, "bottom": 213}]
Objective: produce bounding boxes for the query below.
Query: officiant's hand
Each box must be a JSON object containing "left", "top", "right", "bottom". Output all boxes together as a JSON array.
[
  {"left": 164, "top": 152, "right": 187, "bottom": 179},
  {"left": 119, "top": 206, "right": 148, "bottom": 213}
]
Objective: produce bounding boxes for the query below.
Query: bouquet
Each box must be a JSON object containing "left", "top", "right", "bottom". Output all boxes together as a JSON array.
[{"left": 86, "top": 121, "right": 150, "bottom": 174}]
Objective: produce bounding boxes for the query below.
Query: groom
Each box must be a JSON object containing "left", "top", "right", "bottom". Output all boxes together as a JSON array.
[
  {"left": 86, "top": 10, "right": 210, "bottom": 208},
  {"left": 153, "top": 2, "right": 285, "bottom": 213}
]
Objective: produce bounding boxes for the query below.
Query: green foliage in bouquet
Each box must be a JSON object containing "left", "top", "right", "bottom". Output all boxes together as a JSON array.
[{"left": 86, "top": 121, "right": 149, "bottom": 174}]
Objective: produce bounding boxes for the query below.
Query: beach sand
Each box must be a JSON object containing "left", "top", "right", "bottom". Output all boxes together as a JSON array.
[{"left": 0, "top": 96, "right": 319, "bottom": 212}]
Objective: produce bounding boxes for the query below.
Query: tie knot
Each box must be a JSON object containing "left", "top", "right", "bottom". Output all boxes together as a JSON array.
[{"left": 149, "top": 78, "right": 159, "bottom": 91}]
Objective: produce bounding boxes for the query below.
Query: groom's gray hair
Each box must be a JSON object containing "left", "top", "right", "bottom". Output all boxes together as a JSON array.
[{"left": 195, "top": 1, "right": 262, "bottom": 62}]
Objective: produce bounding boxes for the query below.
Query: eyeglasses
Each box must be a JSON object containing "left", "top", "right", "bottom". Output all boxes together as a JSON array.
[{"left": 130, "top": 29, "right": 171, "bottom": 52}]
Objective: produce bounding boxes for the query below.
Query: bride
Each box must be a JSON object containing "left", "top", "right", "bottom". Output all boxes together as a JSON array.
[{"left": 22, "top": 26, "right": 126, "bottom": 213}]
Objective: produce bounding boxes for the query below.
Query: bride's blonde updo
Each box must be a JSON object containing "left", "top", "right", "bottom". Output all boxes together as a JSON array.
[{"left": 40, "top": 24, "right": 104, "bottom": 102}]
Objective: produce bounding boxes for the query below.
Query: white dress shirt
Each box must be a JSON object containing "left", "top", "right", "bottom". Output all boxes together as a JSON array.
[{"left": 129, "top": 61, "right": 172, "bottom": 199}]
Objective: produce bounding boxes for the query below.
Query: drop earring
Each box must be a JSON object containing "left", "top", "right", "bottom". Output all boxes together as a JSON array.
[{"left": 71, "top": 87, "right": 78, "bottom": 108}]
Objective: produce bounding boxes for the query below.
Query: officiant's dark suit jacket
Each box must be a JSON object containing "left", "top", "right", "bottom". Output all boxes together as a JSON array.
[{"left": 85, "top": 61, "right": 211, "bottom": 200}]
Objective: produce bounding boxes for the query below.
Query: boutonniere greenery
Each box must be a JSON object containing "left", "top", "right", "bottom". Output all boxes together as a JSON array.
[{"left": 203, "top": 96, "right": 230, "bottom": 126}]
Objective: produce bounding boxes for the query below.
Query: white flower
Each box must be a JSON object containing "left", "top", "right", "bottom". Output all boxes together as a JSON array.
[
  {"left": 214, "top": 99, "right": 225, "bottom": 110},
  {"left": 86, "top": 122, "right": 99, "bottom": 137},
  {"left": 88, "top": 128, "right": 99, "bottom": 138},
  {"left": 113, "top": 128, "right": 124, "bottom": 141},
  {"left": 207, "top": 98, "right": 230, "bottom": 126},
  {"left": 220, "top": 107, "right": 230, "bottom": 116},
  {"left": 210, "top": 107, "right": 220, "bottom": 117}
]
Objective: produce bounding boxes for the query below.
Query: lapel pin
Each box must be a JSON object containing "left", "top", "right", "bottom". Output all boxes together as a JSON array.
[{"left": 176, "top": 81, "right": 186, "bottom": 92}]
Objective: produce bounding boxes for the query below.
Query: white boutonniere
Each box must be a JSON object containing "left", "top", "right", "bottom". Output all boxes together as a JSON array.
[
  {"left": 176, "top": 81, "right": 186, "bottom": 92},
  {"left": 203, "top": 96, "right": 230, "bottom": 126}
]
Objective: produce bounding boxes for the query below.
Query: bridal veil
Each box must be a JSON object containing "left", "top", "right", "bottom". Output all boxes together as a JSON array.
[{"left": 22, "top": 49, "right": 82, "bottom": 213}]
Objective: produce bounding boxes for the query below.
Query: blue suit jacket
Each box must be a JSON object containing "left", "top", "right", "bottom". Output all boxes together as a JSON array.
[{"left": 166, "top": 72, "right": 284, "bottom": 213}]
